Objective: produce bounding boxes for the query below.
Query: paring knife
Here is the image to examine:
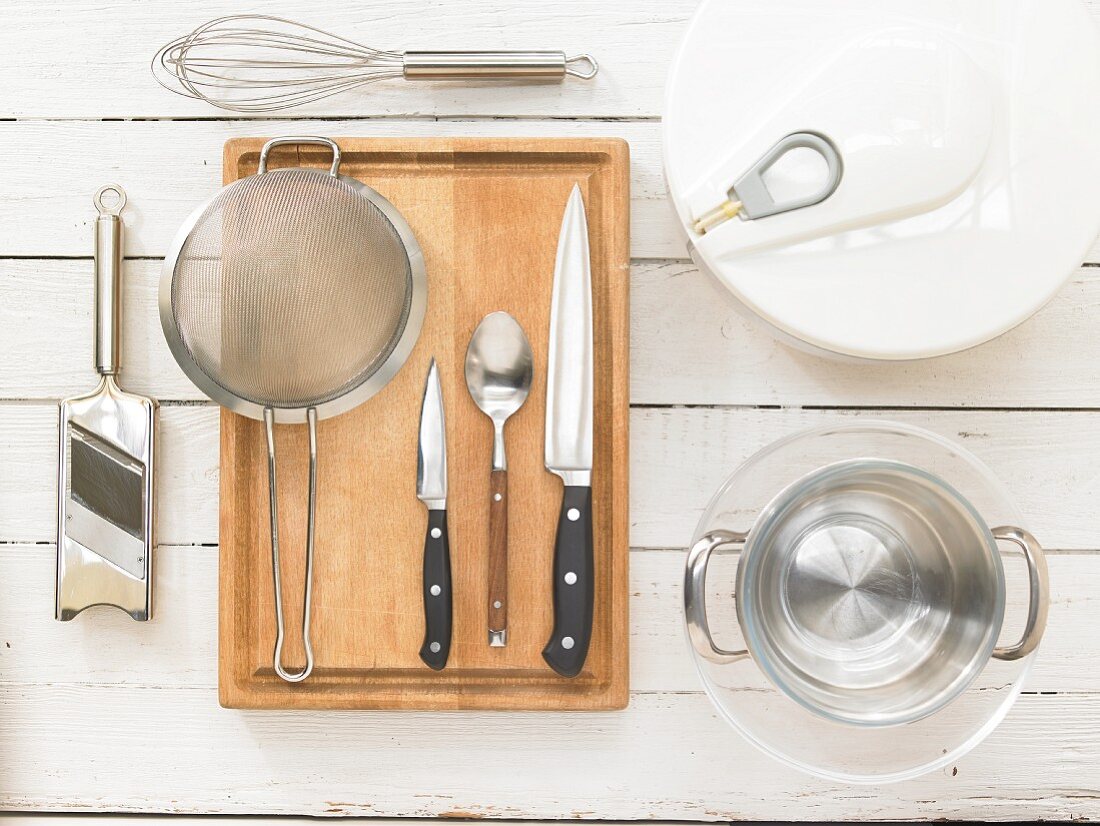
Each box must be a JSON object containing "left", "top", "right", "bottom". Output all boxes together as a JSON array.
[
  {"left": 542, "top": 184, "right": 595, "bottom": 678},
  {"left": 416, "top": 358, "right": 453, "bottom": 670}
]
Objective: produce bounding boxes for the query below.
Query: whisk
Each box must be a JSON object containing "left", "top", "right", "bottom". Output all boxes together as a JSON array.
[{"left": 152, "top": 15, "right": 599, "bottom": 113}]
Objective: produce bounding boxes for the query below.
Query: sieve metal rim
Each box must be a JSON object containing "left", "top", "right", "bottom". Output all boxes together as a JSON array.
[{"left": 159, "top": 164, "right": 427, "bottom": 425}]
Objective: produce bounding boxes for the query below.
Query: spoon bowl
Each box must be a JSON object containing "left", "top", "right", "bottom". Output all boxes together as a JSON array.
[{"left": 465, "top": 312, "right": 534, "bottom": 457}]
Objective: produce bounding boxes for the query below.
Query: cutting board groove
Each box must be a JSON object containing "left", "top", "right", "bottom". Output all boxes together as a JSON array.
[{"left": 218, "top": 137, "right": 630, "bottom": 710}]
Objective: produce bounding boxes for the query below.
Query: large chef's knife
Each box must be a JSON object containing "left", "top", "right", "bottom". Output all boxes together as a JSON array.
[
  {"left": 542, "top": 184, "right": 594, "bottom": 678},
  {"left": 416, "top": 358, "right": 452, "bottom": 670}
]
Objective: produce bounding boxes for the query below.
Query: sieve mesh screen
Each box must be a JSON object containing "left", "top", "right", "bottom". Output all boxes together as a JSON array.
[{"left": 169, "top": 169, "right": 413, "bottom": 409}]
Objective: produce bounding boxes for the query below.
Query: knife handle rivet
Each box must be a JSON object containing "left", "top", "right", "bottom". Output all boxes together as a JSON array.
[
  {"left": 562, "top": 636, "right": 575, "bottom": 650},
  {"left": 430, "top": 642, "right": 441, "bottom": 653},
  {"left": 431, "top": 527, "right": 442, "bottom": 539},
  {"left": 567, "top": 507, "right": 581, "bottom": 522},
  {"left": 564, "top": 571, "right": 578, "bottom": 585},
  {"left": 430, "top": 584, "right": 441, "bottom": 596},
  {"left": 493, "top": 493, "right": 502, "bottom": 502},
  {"left": 494, "top": 600, "right": 503, "bottom": 609}
]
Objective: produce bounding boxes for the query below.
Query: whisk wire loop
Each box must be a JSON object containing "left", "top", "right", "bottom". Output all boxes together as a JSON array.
[{"left": 152, "top": 13, "right": 597, "bottom": 113}]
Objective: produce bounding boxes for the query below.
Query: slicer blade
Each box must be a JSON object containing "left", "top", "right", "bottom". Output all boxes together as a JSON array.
[{"left": 57, "top": 380, "right": 156, "bottom": 621}]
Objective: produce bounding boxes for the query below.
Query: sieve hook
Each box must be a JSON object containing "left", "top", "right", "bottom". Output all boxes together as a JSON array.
[
  {"left": 258, "top": 136, "right": 342, "bottom": 177},
  {"left": 267, "top": 406, "right": 318, "bottom": 683}
]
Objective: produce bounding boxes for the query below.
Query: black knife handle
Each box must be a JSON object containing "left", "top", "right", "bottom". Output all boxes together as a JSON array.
[
  {"left": 542, "top": 485, "right": 594, "bottom": 678},
  {"left": 419, "top": 509, "right": 452, "bottom": 671}
]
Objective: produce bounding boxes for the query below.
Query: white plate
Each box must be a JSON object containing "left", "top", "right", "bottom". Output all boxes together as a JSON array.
[{"left": 664, "top": 0, "right": 1100, "bottom": 360}]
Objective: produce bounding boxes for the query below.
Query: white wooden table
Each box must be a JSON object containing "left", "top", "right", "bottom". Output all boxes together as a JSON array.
[{"left": 2, "top": 1, "right": 1099, "bottom": 821}]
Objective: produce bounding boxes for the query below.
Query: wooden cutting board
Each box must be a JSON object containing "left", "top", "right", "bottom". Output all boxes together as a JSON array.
[{"left": 218, "top": 137, "right": 630, "bottom": 710}]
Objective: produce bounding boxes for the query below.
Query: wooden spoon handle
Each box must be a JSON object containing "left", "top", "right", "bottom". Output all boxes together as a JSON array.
[{"left": 488, "top": 468, "right": 508, "bottom": 646}]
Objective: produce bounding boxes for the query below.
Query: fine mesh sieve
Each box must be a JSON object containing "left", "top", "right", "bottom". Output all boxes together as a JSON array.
[{"left": 160, "top": 136, "right": 426, "bottom": 682}]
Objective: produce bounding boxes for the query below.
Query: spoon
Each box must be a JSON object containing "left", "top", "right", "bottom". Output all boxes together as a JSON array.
[{"left": 465, "top": 311, "right": 534, "bottom": 647}]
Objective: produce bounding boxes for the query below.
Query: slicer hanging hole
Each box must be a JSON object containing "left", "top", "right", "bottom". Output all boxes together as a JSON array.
[{"left": 94, "top": 184, "right": 127, "bottom": 216}]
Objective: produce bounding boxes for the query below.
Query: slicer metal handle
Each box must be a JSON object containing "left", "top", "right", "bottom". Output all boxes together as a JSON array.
[{"left": 93, "top": 185, "right": 127, "bottom": 375}]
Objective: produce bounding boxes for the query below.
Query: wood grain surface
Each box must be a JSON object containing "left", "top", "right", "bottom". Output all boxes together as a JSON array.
[
  {"left": 217, "top": 137, "right": 630, "bottom": 709},
  {"left": 2, "top": 0, "right": 1100, "bottom": 820},
  {"left": 487, "top": 468, "right": 509, "bottom": 639}
]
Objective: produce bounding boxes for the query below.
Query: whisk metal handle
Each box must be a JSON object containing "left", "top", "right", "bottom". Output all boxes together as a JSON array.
[
  {"left": 402, "top": 51, "right": 598, "bottom": 80},
  {"left": 259, "top": 136, "right": 341, "bottom": 177}
]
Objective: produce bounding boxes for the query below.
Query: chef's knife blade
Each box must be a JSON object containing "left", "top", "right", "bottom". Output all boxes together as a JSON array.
[
  {"left": 542, "top": 184, "right": 594, "bottom": 678},
  {"left": 416, "top": 358, "right": 452, "bottom": 670}
]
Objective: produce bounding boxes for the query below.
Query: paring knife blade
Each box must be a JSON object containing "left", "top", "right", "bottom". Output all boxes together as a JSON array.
[
  {"left": 416, "top": 358, "right": 452, "bottom": 670},
  {"left": 542, "top": 184, "right": 595, "bottom": 678}
]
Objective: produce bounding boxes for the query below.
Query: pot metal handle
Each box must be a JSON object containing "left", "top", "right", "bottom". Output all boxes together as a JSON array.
[
  {"left": 991, "top": 526, "right": 1049, "bottom": 661},
  {"left": 258, "top": 136, "right": 341, "bottom": 177},
  {"left": 685, "top": 530, "right": 749, "bottom": 664}
]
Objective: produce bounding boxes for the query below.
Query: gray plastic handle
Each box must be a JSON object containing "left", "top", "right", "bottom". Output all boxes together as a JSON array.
[{"left": 734, "top": 132, "right": 843, "bottom": 220}]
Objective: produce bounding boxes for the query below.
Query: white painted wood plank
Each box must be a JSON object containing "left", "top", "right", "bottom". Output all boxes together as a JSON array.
[
  {"left": 7, "top": 260, "right": 1100, "bottom": 408},
  {"left": 5, "top": 0, "right": 1100, "bottom": 129},
  {"left": 0, "top": 404, "right": 217, "bottom": 546},
  {"left": 1, "top": 0, "right": 692, "bottom": 119},
  {"left": 19, "top": 822, "right": 657, "bottom": 826},
  {"left": 631, "top": 263, "right": 1100, "bottom": 406},
  {"left": 2, "top": 119, "right": 1096, "bottom": 265},
  {"left": 0, "top": 684, "right": 1095, "bottom": 820},
  {"left": 2, "top": 545, "right": 1093, "bottom": 695},
  {"left": 631, "top": 407, "right": 1100, "bottom": 552},
  {"left": 3, "top": 404, "right": 1099, "bottom": 549},
  {"left": 0, "top": 120, "right": 670, "bottom": 259}
]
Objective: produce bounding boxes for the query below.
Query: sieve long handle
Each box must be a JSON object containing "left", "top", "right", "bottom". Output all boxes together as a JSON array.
[
  {"left": 402, "top": 51, "right": 598, "bottom": 80},
  {"left": 258, "top": 136, "right": 341, "bottom": 177},
  {"left": 267, "top": 406, "right": 317, "bottom": 684}
]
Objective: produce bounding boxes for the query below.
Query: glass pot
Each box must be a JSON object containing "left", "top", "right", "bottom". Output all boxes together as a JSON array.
[{"left": 683, "top": 422, "right": 1049, "bottom": 782}]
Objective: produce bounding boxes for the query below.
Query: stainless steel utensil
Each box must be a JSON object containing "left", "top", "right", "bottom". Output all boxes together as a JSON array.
[
  {"left": 57, "top": 185, "right": 157, "bottom": 622},
  {"left": 160, "top": 136, "right": 426, "bottom": 682},
  {"left": 464, "top": 311, "right": 533, "bottom": 647},
  {"left": 682, "top": 423, "right": 1050, "bottom": 781},
  {"left": 543, "top": 184, "right": 594, "bottom": 677},
  {"left": 417, "top": 358, "right": 452, "bottom": 670},
  {"left": 152, "top": 15, "right": 598, "bottom": 113},
  {"left": 687, "top": 454, "right": 1049, "bottom": 726}
]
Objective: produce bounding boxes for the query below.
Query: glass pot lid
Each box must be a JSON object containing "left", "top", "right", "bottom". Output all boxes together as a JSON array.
[{"left": 683, "top": 422, "right": 1049, "bottom": 782}]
